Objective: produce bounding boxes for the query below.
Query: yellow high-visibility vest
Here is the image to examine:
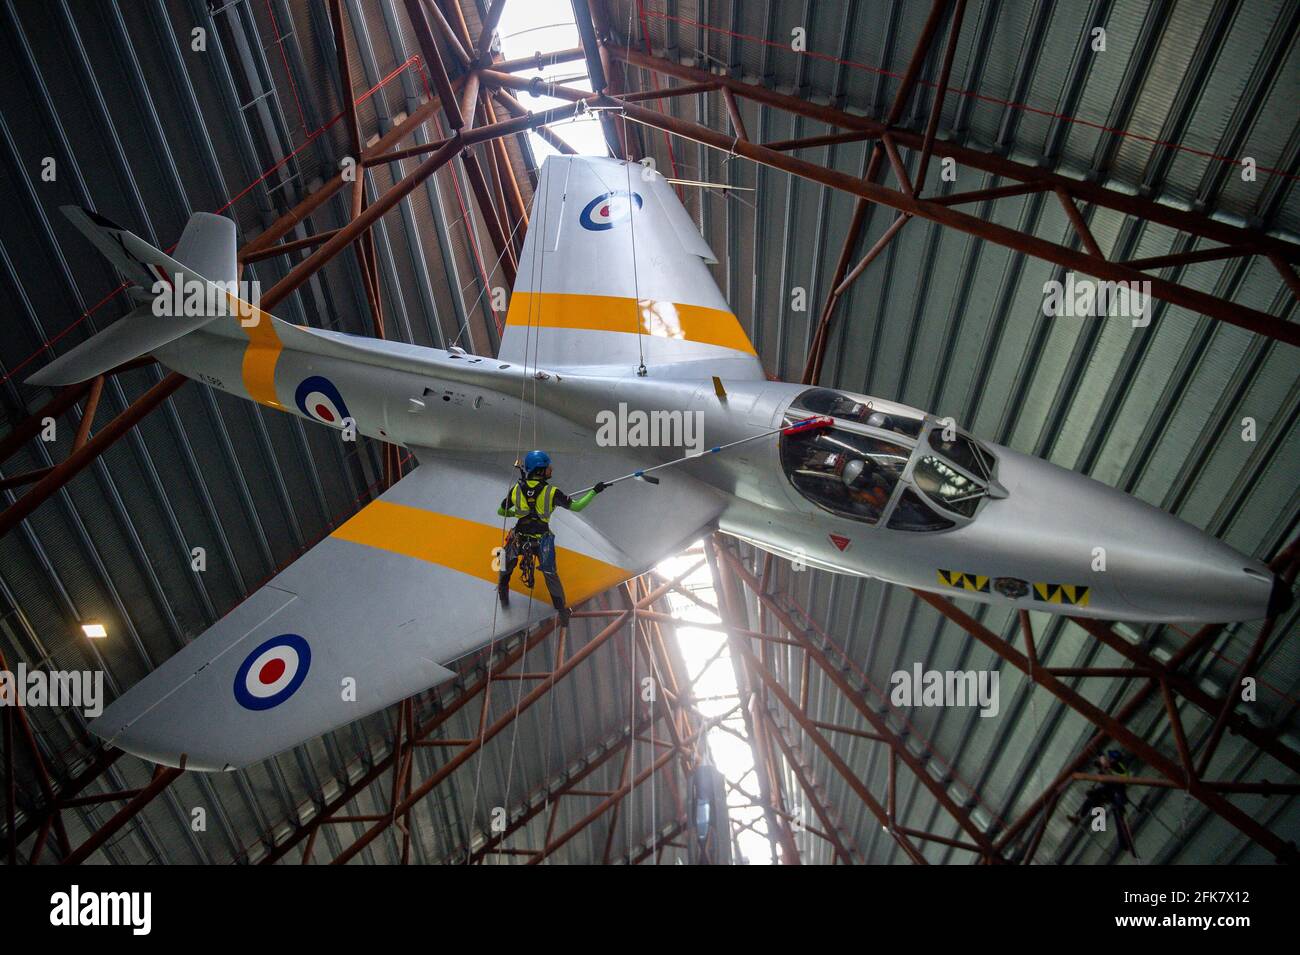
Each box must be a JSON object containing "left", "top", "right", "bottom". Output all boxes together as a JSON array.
[{"left": 510, "top": 480, "right": 558, "bottom": 523}]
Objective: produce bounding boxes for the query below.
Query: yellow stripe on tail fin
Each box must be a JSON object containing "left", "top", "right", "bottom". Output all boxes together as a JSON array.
[{"left": 499, "top": 156, "right": 764, "bottom": 380}]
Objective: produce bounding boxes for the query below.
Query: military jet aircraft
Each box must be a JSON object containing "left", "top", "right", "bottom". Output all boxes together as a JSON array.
[{"left": 28, "top": 155, "right": 1290, "bottom": 770}]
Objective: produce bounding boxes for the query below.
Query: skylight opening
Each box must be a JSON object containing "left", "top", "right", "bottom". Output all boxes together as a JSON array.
[
  {"left": 656, "top": 544, "right": 778, "bottom": 865},
  {"left": 495, "top": 0, "right": 611, "bottom": 158}
]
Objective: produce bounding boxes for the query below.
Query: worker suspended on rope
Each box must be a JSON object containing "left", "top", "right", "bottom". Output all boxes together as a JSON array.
[
  {"left": 497, "top": 450, "right": 607, "bottom": 626},
  {"left": 1068, "top": 749, "right": 1138, "bottom": 858}
]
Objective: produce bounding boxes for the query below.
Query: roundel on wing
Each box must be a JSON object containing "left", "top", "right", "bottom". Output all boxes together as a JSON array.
[
  {"left": 233, "top": 634, "right": 312, "bottom": 711},
  {"left": 295, "top": 375, "right": 351, "bottom": 426},
  {"left": 579, "top": 191, "right": 643, "bottom": 231}
]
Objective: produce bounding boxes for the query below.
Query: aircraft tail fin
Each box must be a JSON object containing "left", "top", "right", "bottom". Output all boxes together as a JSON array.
[
  {"left": 499, "top": 155, "right": 764, "bottom": 380},
  {"left": 26, "top": 209, "right": 239, "bottom": 387},
  {"left": 171, "top": 211, "right": 238, "bottom": 288}
]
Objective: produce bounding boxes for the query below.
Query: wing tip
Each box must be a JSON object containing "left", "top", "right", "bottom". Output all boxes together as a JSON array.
[
  {"left": 23, "top": 367, "right": 59, "bottom": 388},
  {"left": 24, "top": 355, "right": 83, "bottom": 388}
]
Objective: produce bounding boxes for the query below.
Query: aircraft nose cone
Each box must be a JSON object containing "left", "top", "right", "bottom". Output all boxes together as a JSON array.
[
  {"left": 986, "top": 444, "right": 1276, "bottom": 622},
  {"left": 1104, "top": 513, "right": 1277, "bottom": 622}
]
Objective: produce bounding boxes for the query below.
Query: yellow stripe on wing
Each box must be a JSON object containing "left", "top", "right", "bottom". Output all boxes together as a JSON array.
[
  {"left": 506, "top": 291, "right": 757, "bottom": 356},
  {"left": 330, "top": 501, "right": 631, "bottom": 603}
]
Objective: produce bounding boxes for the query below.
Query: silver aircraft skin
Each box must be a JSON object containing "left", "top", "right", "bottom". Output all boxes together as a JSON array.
[
  {"left": 148, "top": 337, "right": 1282, "bottom": 626},
  {"left": 28, "top": 156, "right": 1289, "bottom": 770}
]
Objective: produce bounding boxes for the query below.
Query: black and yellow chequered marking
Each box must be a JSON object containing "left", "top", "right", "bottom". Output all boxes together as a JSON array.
[
  {"left": 937, "top": 569, "right": 990, "bottom": 593},
  {"left": 1032, "top": 582, "right": 1091, "bottom": 607}
]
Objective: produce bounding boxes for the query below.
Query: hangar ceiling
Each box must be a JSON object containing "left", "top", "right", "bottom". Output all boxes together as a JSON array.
[{"left": 0, "top": 0, "right": 1296, "bottom": 864}]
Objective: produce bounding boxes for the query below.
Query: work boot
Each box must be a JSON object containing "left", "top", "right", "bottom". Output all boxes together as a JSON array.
[
  {"left": 497, "top": 580, "right": 510, "bottom": 609},
  {"left": 556, "top": 605, "right": 571, "bottom": 627}
]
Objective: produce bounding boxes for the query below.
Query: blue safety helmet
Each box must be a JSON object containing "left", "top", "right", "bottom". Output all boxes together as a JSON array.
[{"left": 523, "top": 449, "right": 551, "bottom": 475}]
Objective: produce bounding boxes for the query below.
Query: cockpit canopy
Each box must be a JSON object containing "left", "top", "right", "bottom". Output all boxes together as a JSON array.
[
  {"left": 780, "top": 388, "right": 997, "bottom": 532},
  {"left": 912, "top": 430, "right": 996, "bottom": 518},
  {"left": 791, "top": 388, "right": 924, "bottom": 438}
]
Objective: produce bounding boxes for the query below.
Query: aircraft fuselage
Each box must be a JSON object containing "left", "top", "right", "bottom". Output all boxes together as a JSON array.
[{"left": 154, "top": 326, "right": 1284, "bottom": 624}]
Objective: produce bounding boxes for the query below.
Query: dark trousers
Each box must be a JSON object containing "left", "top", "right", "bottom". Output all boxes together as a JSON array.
[
  {"left": 1079, "top": 783, "right": 1135, "bottom": 854},
  {"left": 499, "top": 532, "right": 566, "bottom": 610}
]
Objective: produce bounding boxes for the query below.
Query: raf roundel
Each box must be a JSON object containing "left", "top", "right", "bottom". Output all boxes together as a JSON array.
[
  {"left": 295, "top": 375, "right": 351, "bottom": 427},
  {"left": 233, "top": 634, "right": 312, "bottom": 711},
  {"left": 579, "top": 191, "right": 643, "bottom": 231}
]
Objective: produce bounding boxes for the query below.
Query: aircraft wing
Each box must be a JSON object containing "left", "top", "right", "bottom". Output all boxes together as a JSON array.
[{"left": 90, "top": 448, "right": 722, "bottom": 770}]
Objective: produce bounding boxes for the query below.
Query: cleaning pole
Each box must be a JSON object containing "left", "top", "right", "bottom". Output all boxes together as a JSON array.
[{"left": 578, "top": 415, "right": 833, "bottom": 491}]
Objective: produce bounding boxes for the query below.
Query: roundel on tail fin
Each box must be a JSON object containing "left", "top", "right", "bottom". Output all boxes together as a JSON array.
[{"left": 579, "top": 191, "right": 643, "bottom": 231}]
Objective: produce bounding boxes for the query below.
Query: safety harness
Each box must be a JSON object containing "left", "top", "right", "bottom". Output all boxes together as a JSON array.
[{"left": 509, "top": 478, "right": 558, "bottom": 537}]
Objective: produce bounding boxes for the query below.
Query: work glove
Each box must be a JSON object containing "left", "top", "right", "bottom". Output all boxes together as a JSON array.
[{"left": 593, "top": 482, "right": 608, "bottom": 494}]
